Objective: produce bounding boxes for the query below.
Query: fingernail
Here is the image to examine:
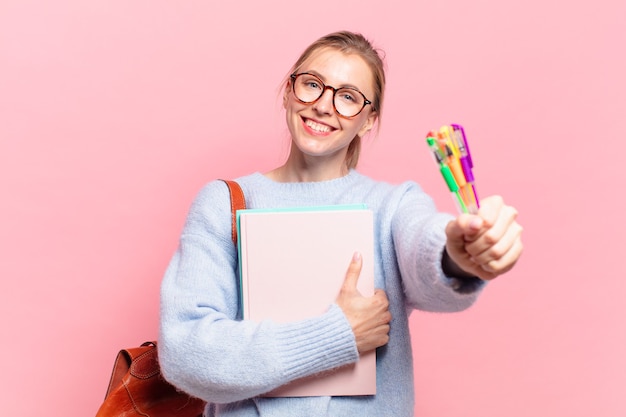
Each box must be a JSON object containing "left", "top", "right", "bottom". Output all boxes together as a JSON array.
[{"left": 353, "top": 252, "right": 362, "bottom": 261}]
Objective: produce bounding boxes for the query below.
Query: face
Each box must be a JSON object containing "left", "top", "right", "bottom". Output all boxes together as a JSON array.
[{"left": 283, "top": 48, "right": 377, "bottom": 167}]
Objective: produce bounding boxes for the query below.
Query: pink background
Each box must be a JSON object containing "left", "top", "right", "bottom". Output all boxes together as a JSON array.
[{"left": 1, "top": 1, "right": 625, "bottom": 416}]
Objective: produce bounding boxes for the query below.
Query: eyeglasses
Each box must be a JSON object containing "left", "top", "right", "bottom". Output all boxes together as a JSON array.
[{"left": 290, "top": 73, "right": 372, "bottom": 118}]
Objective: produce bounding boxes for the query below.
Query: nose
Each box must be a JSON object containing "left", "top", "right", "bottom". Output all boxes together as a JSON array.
[{"left": 312, "top": 87, "right": 335, "bottom": 115}]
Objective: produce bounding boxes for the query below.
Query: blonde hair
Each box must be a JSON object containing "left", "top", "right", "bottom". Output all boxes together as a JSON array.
[{"left": 285, "top": 31, "right": 386, "bottom": 169}]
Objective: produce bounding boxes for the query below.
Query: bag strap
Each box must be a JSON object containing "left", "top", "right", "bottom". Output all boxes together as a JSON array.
[
  {"left": 220, "top": 180, "right": 246, "bottom": 246},
  {"left": 101, "top": 183, "right": 244, "bottom": 403}
]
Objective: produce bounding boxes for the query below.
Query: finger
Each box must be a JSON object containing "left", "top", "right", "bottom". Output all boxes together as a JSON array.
[
  {"left": 341, "top": 252, "right": 363, "bottom": 293},
  {"left": 466, "top": 205, "right": 519, "bottom": 258},
  {"left": 372, "top": 289, "right": 390, "bottom": 310},
  {"left": 476, "top": 195, "right": 505, "bottom": 227},
  {"left": 474, "top": 222, "right": 524, "bottom": 271},
  {"left": 454, "top": 196, "right": 505, "bottom": 244},
  {"left": 445, "top": 214, "right": 483, "bottom": 246},
  {"left": 481, "top": 233, "right": 524, "bottom": 275}
]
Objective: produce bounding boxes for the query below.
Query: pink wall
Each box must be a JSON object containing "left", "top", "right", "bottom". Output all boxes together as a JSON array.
[{"left": 1, "top": 1, "right": 625, "bottom": 415}]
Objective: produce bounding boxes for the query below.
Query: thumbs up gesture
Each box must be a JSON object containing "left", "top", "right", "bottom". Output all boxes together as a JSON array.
[{"left": 335, "top": 252, "right": 392, "bottom": 354}]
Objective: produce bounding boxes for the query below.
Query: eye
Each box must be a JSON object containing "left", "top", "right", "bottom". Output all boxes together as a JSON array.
[
  {"left": 337, "top": 88, "right": 361, "bottom": 104},
  {"left": 306, "top": 80, "right": 321, "bottom": 89},
  {"left": 340, "top": 92, "right": 356, "bottom": 102},
  {"left": 300, "top": 75, "right": 323, "bottom": 91}
]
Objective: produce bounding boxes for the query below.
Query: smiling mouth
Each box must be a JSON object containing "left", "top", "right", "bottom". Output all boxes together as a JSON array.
[{"left": 304, "top": 118, "right": 335, "bottom": 134}]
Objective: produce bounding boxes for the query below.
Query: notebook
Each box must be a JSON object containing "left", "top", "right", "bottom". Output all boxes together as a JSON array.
[{"left": 237, "top": 205, "right": 376, "bottom": 397}]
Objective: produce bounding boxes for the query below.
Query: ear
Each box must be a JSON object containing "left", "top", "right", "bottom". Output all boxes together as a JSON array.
[
  {"left": 282, "top": 79, "right": 292, "bottom": 109},
  {"left": 357, "top": 111, "right": 378, "bottom": 138}
]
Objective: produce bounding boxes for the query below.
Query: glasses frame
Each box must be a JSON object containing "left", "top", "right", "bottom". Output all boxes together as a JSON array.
[{"left": 290, "top": 73, "right": 372, "bottom": 119}]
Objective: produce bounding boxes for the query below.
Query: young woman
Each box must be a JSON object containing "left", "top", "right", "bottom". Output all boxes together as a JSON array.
[{"left": 159, "top": 31, "right": 523, "bottom": 416}]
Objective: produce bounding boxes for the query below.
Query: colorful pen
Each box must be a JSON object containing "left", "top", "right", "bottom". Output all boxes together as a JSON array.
[
  {"left": 425, "top": 124, "right": 479, "bottom": 214},
  {"left": 426, "top": 136, "right": 468, "bottom": 213},
  {"left": 438, "top": 127, "right": 467, "bottom": 192},
  {"left": 451, "top": 124, "right": 479, "bottom": 211},
  {"left": 439, "top": 127, "right": 475, "bottom": 213}
]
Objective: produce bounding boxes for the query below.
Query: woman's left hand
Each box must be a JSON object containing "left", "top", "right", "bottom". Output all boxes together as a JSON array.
[{"left": 445, "top": 195, "right": 524, "bottom": 281}]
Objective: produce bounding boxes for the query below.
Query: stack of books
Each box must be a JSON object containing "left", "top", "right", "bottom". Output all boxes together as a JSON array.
[{"left": 236, "top": 205, "right": 376, "bottom": 397}]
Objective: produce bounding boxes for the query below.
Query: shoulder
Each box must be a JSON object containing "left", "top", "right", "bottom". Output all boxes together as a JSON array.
[
  {"left": 191, "top": 173, "right": 262, "bottom": 207},
  {"left": 189, "top": 179, "right": 233, "bottom": 214},
  {"left": 182, "top": 178, "right": 244, "bottom": 242}
]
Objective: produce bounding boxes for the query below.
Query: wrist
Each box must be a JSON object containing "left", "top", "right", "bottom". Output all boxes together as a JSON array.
[
  {"left": 441, "top": 247, "right": 485, "bottom": 294},
  {"left": 441, "top": 247, "right": 478, "bottom": 280}
]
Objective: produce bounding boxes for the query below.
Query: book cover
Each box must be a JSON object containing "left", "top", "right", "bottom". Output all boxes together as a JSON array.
[{"left": 237, "top": 205, "right": 376, "bottom": 397}]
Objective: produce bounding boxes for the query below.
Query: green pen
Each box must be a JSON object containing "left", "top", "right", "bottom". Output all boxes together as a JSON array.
[{"left": 426, "top": 136, "right": 469, "bottom": 214}]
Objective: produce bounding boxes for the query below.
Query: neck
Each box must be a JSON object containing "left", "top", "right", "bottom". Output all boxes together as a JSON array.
[{"left": 266, "top": 153, "right": 350, "bottom": 183}]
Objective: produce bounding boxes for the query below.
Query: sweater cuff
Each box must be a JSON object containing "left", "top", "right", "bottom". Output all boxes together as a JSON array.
[
  {"left": 440, "top": 247, "right": 486, "bottom": 294},
  {"left": 272, "top": 304, "right": 359, "bottom": 382}
]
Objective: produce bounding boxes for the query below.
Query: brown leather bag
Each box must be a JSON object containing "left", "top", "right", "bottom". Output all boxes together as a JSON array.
[
  {"left": 95, "top": 341, "right": 205, "bottom": 417},
  {"left": 96, "top": 180, "right": 246, "bottom": 417}
]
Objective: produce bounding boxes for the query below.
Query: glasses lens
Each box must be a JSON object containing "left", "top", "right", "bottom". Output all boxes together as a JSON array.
[
  {"left": 334, "top": 88, "right": 365, "bottom": 118},
  {"left": 293, "top": 74, "right": 324, "bottom": 103}
]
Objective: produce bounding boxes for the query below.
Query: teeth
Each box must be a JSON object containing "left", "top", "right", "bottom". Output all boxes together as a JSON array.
[{"left": 305, "top": 119, "right": 331, "bottom": 133}]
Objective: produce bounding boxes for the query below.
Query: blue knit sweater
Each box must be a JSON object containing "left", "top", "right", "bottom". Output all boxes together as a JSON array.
[{"left": 159, "top": 170, "right": 485, "bottom": 417}]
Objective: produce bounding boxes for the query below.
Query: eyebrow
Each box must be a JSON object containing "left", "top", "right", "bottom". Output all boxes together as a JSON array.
[{"left": 304, "top": 70, "right": 364, "bottom": 92}]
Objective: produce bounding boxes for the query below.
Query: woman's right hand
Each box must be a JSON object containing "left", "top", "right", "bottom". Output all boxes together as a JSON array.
[{"left": 335, "top": 252, "right": 392, "bottom": 354}]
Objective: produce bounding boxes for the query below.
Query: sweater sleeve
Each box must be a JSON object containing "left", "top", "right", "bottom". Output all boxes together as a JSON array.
[
  {"left": 158, "top": 181, "right": 358, "bottom": 404},
  {"left": 390, "top": 182, "right": 486, "bottom": 312}
]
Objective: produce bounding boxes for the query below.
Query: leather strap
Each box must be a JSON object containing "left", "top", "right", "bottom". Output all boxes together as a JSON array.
[{"left": 221, "top": 180, "right": 246, "bottom": 246}]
